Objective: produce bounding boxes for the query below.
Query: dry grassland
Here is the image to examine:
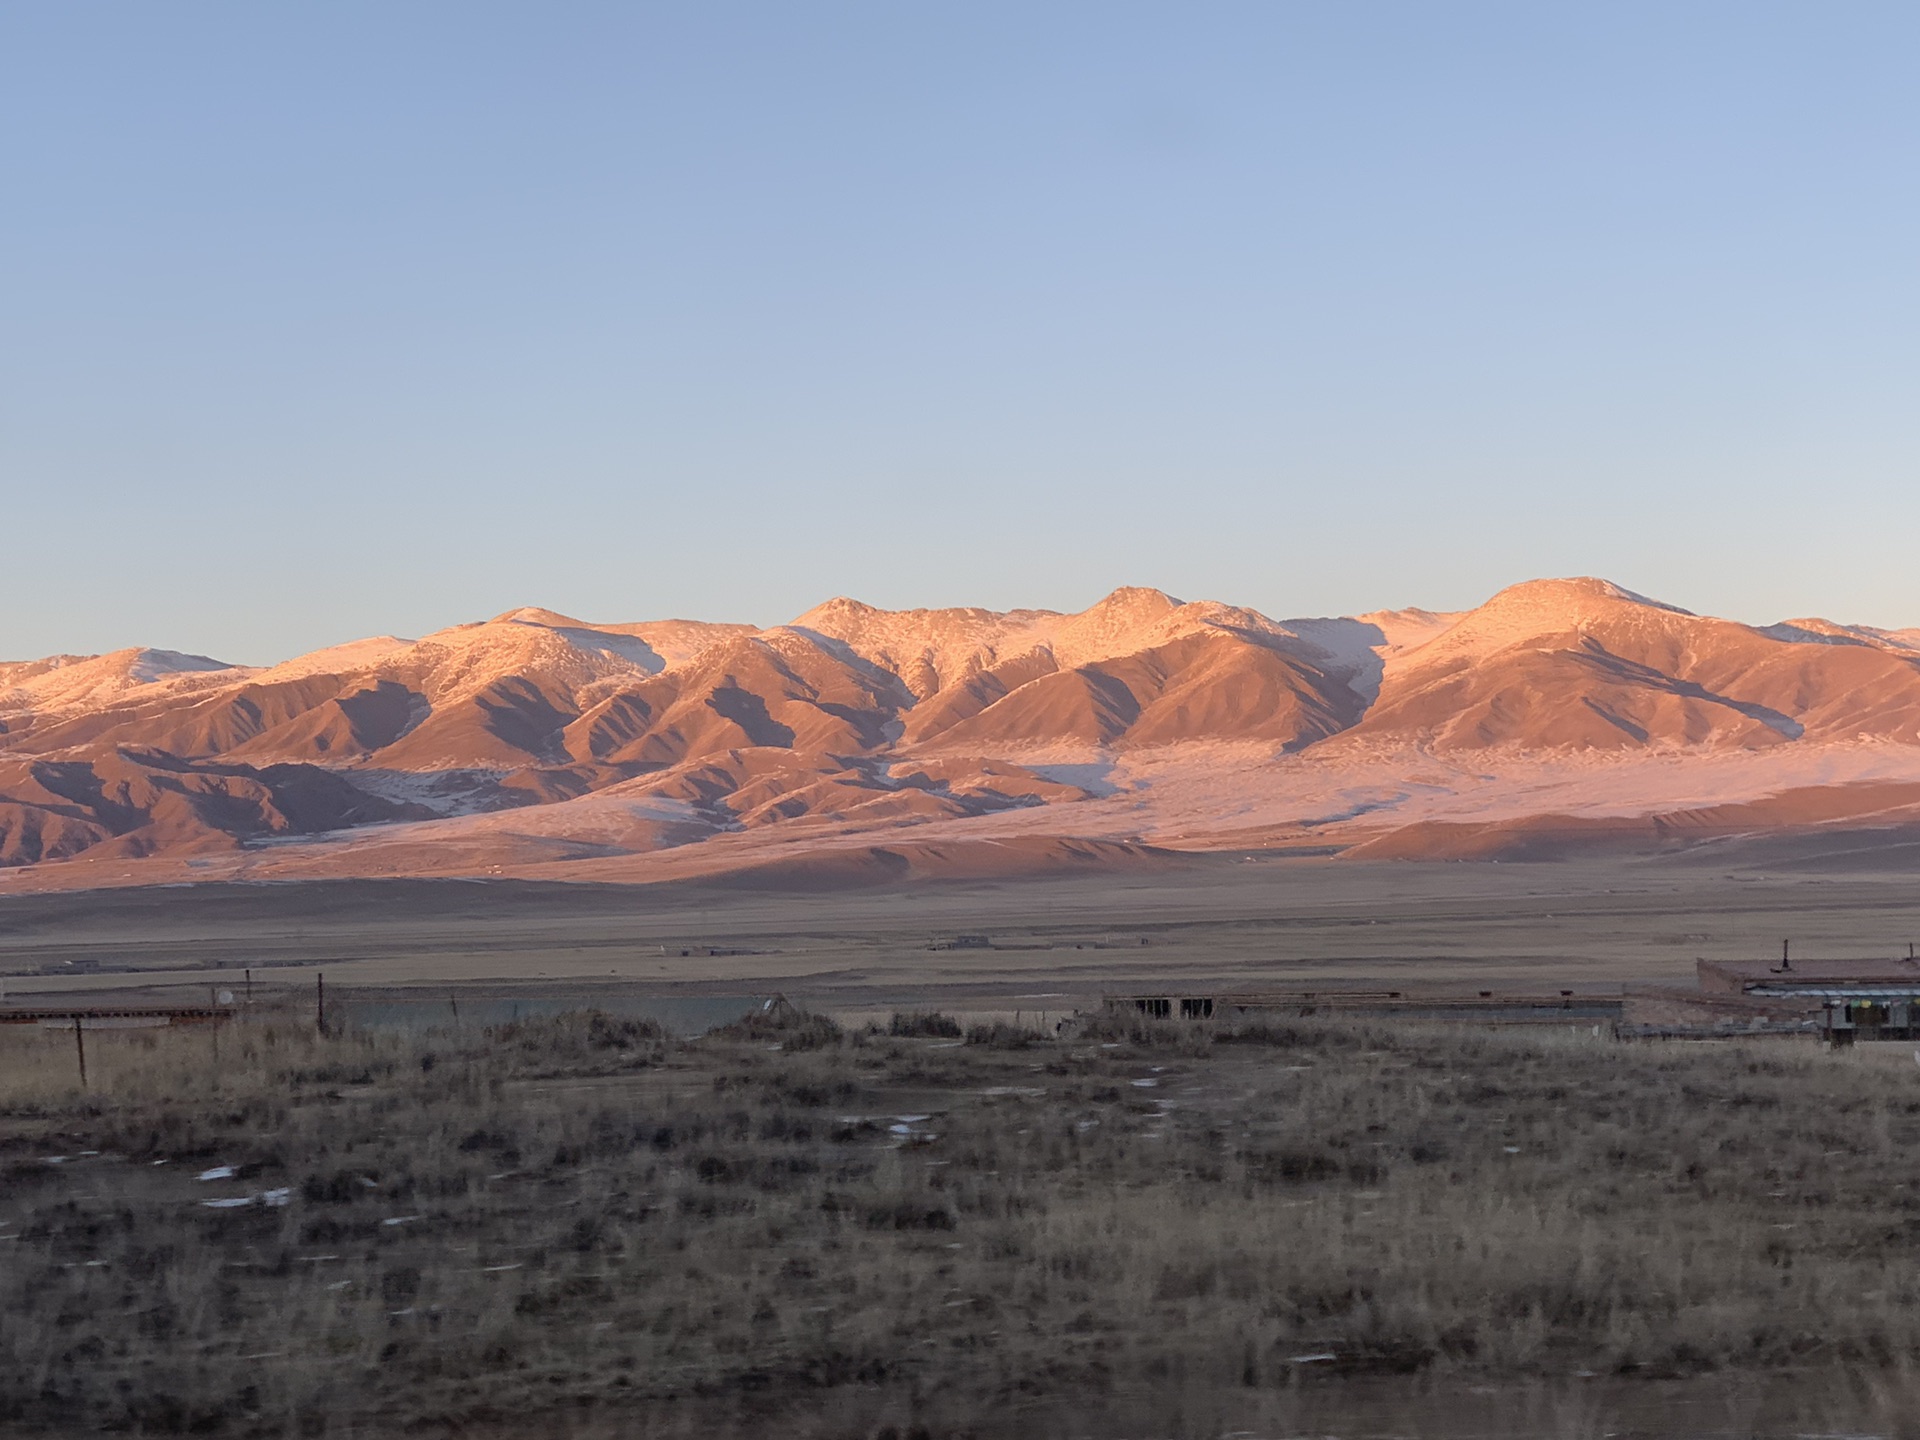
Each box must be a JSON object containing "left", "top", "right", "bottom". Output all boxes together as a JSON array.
[{"left": 4, "top": 1008, "right": 1920, "bottom": 1437}]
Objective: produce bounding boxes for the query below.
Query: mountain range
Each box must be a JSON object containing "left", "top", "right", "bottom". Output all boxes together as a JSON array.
[{"left": 5, "top": 578, "right": 1920, "bottom": 888}]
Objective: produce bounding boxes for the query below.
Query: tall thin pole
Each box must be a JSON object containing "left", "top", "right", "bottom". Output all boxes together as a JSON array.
[
  {"left": 316, "top": 972, "right": 325, "bottom": 1035},
  {"left": 245, "top": 968, "right": 252, "bottom": 1007},
  {"left": 73, "top": 1017, "right": 86, "bottom": 1090}
]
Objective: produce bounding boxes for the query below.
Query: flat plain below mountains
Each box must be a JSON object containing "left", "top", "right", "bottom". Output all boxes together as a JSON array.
[
  {"left": 5, "top": 576, "right": 1920, "bottom": 891},
  {"left": 4, "top": 853, "right": 1917, "bottom": 1021}
]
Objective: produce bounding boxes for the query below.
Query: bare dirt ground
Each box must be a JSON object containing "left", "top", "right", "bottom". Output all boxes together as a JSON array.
[{"left": 2, "top": 851, "right": 1916, "bottom": 1016}]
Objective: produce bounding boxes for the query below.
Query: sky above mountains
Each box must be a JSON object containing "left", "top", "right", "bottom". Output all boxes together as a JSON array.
[{"left": 5, "top": 3, "right": 1919, "bottom": 664}]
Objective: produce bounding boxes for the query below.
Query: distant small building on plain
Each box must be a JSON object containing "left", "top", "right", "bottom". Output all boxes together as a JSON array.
[{"left": 1695, "top": 951, "right": 1920, "bottom": 1044}]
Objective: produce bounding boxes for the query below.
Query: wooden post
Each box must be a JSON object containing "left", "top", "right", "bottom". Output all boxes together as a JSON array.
[
  {"left": 210, "top": 988, "right": 220, "bottom": 1068},
  {"left": 73, "top": 1017, "right": 86, "bottom": 1090},
  {"left": 316, "top": 972, "right": 325, "bottom": 1035},
  {"left": 245, "top": 968, "right": 252, "bottom": 1007}
]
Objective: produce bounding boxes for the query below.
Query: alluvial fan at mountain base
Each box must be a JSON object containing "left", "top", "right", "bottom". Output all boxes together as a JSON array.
[{"left": 5, "top": 578, "right": 1920, "bottom": 888}]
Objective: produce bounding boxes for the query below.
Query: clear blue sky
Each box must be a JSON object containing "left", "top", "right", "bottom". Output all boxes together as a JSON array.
[{"left": 5, "top": 3, "right": 1917, "bottom": 663}]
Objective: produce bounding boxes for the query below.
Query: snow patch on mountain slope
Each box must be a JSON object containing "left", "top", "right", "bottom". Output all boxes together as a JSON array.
[
  {"left": 790, "top": 587, "right": 1330, "bottom": 699},
  {"left": 274, "top": 786, "right": 714, "bottom": 852},
  {"left": 1275, "top": 609, "right": 1464, "bottom": 702},
  {"left": 494, "top": 609, "right": 757, "bottom": 670},
  {"left": 126, "top": 649, "right": 233, "bottom": 684},
  {"left": 866, "top": 738, "right": 1920, "bottom": 852},
  {"left": 339, "top": 768, "right": 508, "bottom": 819},
  {"left": 789, "top": 597, "right": 1082, "bottom": 697},
  {"left": 0, "top": 648, "right": 237, "bottom": 715},
  {"left": 251, "top": 637, "right": 414, "bottom": 682},
  {"left": 1381, "top": 578, "right": 1692, "bottom": 677},
  {"left": 358, "top": 621, "right": 659, "bottom": 706},
  {"left": 1762, "top": 619, "right": 1920, "bottom": 654}
]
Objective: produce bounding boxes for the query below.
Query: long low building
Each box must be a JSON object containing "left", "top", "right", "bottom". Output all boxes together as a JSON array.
[
  {"left": 1110, "top": 949, "right": 1920, "bottom": 1042},
  {"left": 1109, "top": 988, "right": 1623, "bottom": 1025},
  {"left": 1699, "top": 952, "right": 1920, "bottom": 996},
  {"left": 1690, "top": 952, "right": 1920, "bottom": 1043}
]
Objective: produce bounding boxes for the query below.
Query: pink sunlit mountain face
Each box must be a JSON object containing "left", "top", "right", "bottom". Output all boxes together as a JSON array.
[{"left": 6, "top": 578, "right": 1920, "bottom": 887}]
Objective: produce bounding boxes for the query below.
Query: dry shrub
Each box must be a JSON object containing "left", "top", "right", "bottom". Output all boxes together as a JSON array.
[
  {"left": 1072, "top": 1008, "right": 1210, "bottom": 1053},
  {"left": 963, "top": 1020, "right": 1048, "bottom": 1049},
  {"left": 490, "top": 1010, "right": 669, "bottom": 1066},
  {"left": 713, "top": 999, "right": 843, "bottom": 1051},
  {"left": 1213, "top": 1014, "right": 1389, "bottom": 1049},
  {"left": 887, "top": 1011, "right": 962, "bottom": 1039}
]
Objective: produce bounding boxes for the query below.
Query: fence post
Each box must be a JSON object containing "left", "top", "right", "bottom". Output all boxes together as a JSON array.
[
  {"left": 317, "top": 972, "right": 325, "bottom": 1035},
  {"left": 74, "top": 1017, "right": 86, "bottom": 1090}
]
